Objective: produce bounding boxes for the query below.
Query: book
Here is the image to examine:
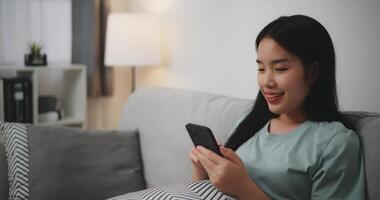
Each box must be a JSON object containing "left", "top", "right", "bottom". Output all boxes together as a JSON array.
[
  {"left": 14, "top": 81, "right": 25, "bottom": 122},
  {"left": 3, "top": 77, "right": 33, "bottom": 123},
  {"left": 3, "top": 78, "right": 14, "bottom": 122},
  {"left": 23, "top": 79, "right": 33, "bottom": 123}
]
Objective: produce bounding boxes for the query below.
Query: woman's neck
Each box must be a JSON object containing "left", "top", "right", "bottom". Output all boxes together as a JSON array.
[
  {"left": 277, "top": 110, "right": 308, "bottom": 125},
  {"left": 268, "top": 111, "right": 308, "bottom": 134}
]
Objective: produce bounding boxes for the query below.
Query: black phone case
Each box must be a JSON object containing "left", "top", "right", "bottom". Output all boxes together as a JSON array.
[{"left": 185, "top": 123, "right": 222, "bottom": 156}]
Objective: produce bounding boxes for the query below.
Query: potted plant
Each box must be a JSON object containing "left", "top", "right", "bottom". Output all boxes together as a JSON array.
[{"left": 25, "top": 42, "right": 47, "bottom": 66}]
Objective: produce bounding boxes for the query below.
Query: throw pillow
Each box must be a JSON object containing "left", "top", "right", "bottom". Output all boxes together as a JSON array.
[
  {"left": 0, "top": 122, "right": 146, "bottom": 200},
  {"left": 107, "top": 180, "right": 235, "bottom": 200},
  {"left": 0, "top": 122, "right": 30, "bottom": 200},
  {"left": 0, "top": 126, "right": 10, "bottom": 200},
  {"left": 27, "top": 124, "right": 146, "bottom": 200}
]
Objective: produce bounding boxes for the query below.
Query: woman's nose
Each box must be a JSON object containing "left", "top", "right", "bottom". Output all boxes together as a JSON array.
[{"left": 263, "top": 72, "right": 276, "bottom": 88}]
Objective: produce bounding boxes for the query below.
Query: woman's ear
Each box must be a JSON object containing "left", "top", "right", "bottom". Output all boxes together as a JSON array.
[{"left": 308, "top": 61, "right": 319, "bottom": 85}]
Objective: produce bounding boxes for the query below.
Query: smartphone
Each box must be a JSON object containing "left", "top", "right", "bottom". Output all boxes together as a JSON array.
[{"left": 185, "top": 123, "right": 222, "bottom": 156}]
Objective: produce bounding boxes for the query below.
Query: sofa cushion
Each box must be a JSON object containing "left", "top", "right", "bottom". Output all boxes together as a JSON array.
[{"left": 1, "top": 122, "right": 146, "bottom": 200}]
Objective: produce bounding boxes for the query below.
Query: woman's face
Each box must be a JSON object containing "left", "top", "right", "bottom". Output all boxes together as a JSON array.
[{"left": 256, "top": 37, "right": 311, "bottom": 118}]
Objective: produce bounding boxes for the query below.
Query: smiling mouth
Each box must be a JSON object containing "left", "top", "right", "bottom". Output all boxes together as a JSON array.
[{"left": 263, "top": 92, "right": 285, "bottom": 104}]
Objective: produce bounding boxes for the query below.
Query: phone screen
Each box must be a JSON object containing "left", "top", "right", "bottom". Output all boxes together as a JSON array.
[{"left": 185, "top": 123, "right": 222, "bottom": 156}]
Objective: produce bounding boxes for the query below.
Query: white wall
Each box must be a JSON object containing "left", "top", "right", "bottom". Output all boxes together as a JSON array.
[
  {"left": 0, "top": 0, "right": 71, "bottom": 65},
  {"left": 2, "top": 0, "right": 379, "bottom": 128},
  {"left": 128, "top": 0, "right": 380, "bottom": 113},
  {"left": 0, "top": 0, "right": 3, "bottom": 63}
]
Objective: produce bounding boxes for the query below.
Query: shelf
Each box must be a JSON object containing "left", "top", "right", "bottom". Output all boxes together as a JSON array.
[
  {"left": 37, "top": 117, "right": 84, "bottom": 127},
  {"left": 0, "top": 64, "right": 85, "bottom": 70},
  {"left": 0, "top": 64, "right": 87, "bottom": 128}
]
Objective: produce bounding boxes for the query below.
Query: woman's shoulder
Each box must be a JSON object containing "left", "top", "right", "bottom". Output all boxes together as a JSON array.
[
  {"left": 309, "top": 120, "right": 356, "bottom": 135},
  {"left": 307, "top": 120, "right": 359, "bottom": 150}
]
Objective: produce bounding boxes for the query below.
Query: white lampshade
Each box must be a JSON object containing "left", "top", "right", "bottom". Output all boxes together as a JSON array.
[{"left": 104, "top": 13, "right": 161, "bottom": 67}]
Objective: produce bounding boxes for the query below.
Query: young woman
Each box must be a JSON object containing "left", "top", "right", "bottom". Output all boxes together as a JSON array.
[{"left": 190, "top": 15, "right": 366, "bottom": 200}]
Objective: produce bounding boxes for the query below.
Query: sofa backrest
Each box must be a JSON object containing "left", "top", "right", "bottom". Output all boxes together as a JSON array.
[
  {"left": 119, "top": 87, "right": 253, "bottom": 188},
  {"left": 120, "top": 87, "right": 380, "bottom": 199},
  {"left": 343, "top": 112, "right": 380, "bottom": 200}
]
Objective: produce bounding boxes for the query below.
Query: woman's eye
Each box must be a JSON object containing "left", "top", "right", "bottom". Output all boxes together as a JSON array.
[
  {"left": 275, "top": 67, "right": 288, "bottom": 72},
  {"left": 257, "top": 68, "right": 265, "bottom": 72}
]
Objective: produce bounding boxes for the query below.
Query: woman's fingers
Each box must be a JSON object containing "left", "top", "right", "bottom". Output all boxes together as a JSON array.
[
  {"left": 196, "top": 146, "right": 226, "bottom": 165},
  {"left": 190, "top": 147, "right": 210, "bottom": 181},
  {"left": 193, "top": 148, "right": 216, "bottom": 175},
  {"left": 190, "top": 152, "right": 198, "bottom": 163},
  {"left": 190, "top": 148, "right": 203, "bottom": 166}
]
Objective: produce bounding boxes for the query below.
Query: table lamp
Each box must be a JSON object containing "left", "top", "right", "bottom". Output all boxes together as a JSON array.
[{"left": 104, "top": 13, "right": 161, "bottom": 92}]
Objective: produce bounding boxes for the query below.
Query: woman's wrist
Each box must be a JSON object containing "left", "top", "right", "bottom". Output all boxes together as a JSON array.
[
  {"left": 191, "top": 170, "right": 208, "bottom": 181},
  {"left": 192, "top": 174, "right": 208, "bottom": 181}
]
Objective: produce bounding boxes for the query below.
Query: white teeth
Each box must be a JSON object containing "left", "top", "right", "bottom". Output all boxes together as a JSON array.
[{"left": 267, "top": 92, "right": 284, "bottom": 97}]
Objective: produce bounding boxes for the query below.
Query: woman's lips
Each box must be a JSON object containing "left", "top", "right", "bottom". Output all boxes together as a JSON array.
[{"left": 264, "top": 92, "right": 284, "bottom": 104}]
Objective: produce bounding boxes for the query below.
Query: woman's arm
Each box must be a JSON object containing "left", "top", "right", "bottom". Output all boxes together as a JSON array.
[
  {"left": 193, "top": 145, "right": 271, "bottom": 200},
  {"left": 238, "top": 177, "right": 271, "bottom": 200},
  {"left": 310, "top": 130, "right": 366, "bottom": 199}
]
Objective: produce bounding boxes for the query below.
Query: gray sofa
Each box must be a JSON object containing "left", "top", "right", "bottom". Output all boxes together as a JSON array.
[{"left": 1, "top": 87, "right": 379, "bottom": 199}]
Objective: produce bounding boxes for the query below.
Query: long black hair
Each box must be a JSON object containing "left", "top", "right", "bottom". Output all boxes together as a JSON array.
[{"left": 225, "top": 15, "right": 355, "bottom": 151}]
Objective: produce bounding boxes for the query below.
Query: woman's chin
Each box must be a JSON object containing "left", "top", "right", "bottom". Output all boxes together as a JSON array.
[{"left": 268, "top": 105, "right": 284, "bottom": 115}]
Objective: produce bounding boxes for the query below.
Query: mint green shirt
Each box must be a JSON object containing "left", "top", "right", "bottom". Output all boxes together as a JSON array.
[{"left": 228, "top": 119, "right": 365, "bottom": 200}]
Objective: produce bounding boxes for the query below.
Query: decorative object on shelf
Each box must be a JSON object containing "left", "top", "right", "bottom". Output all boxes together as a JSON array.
[
  {"left": 24, "top": 42, "right": 48, "bottom": 66},
  {"left": 104, "top": 13, "right": 161, "bottom": 92},
  {"left": 38, "top": 95, "right": 63, "bottom": 123}
]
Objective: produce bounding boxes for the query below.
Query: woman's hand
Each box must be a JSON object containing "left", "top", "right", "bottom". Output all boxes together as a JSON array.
[
  {"left": 193, "top": 145, "right": 271, "bottom": 200},
  {"left": 189, "top": 140, "right": 223, "bottom": 181},
  {"left": 189, "top": 147, "right": 209, "bottom": 181}
]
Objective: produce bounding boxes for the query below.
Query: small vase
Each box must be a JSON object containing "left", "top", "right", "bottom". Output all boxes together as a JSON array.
[{"left": 24, "top": 54, "right": 47, "bottom": 66}]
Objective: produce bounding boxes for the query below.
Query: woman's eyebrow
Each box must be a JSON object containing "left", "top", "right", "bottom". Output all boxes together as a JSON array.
[
  {"left": 256, "top": 58, "right": 290, "bottom": 64},
  {"left": 271, "top": 58, "right": 290, "bottom": 65}
]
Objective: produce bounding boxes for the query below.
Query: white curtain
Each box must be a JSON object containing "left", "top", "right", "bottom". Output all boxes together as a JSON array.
[
  {"left": 0, "top": 0, "right": 3, "bottom": 63},
  {"left": 0, "top": 0, "right": 71, "bottom": 65}
]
